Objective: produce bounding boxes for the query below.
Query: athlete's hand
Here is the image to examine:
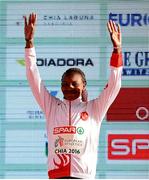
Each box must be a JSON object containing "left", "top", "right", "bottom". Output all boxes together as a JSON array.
[
  {"left": 23, "top": 13, "right": 37, "bottom": 41},
  {"left": 107, "top": 20, "right": 121, "bottom": 48}
]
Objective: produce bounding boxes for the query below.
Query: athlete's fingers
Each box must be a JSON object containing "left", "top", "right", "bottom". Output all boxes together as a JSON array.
[
  {"left": 31, "top": 13, "right": 34, "bottom": 24},
  {"left": 33, "top": 13, "right": 37, "bottom": 25},
  {"left": 117, "top": 23, "right": 121, "bottom": 34},
  {"left": 23, "top": 16, "right": 28, "bottom": 27},
  {"left": 107, "top": 21, "right": 112, "bottom": 33},
  {"left": 113, "top": 21, "right": 117, "bottom": 32},
  {"left": 29, "top": 14, "right": 32, "bottom": 25},
  {"left": 109, "top": 20, "right": 114, "bottom": 32}
]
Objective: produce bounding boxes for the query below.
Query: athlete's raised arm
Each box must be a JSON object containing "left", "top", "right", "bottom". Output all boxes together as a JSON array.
[
  {"left": 93, "top": 20, "right": 123, "bottom": 121},
  {"left": 24, "top": 13, "right": 58, "bottom": 117}
]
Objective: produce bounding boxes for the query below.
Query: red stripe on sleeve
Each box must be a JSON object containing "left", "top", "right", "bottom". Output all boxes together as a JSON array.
[{"left": 110, "top": 53, "right": 123, "bottom": 67}]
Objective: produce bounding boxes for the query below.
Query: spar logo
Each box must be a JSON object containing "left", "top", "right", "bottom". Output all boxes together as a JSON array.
[
  {"left": 77, "top": 127, "right": 84, "bottom": 135},
  {"left": 53, "top": 126, "right": 84, "bottom": 135},
  {"left": 53, "top": 126, "right": 76, "bottom": 135},
  {"left": 108, "top": 134, "right": 149, "bottom": 160},
  {"left": 109, "top": 13, "right": 149, "bottom": 26}
]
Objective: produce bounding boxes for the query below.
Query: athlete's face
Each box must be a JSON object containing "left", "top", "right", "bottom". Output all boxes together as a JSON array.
[{"left": 61, "top": 73, "right": 85, "bottom": 101}]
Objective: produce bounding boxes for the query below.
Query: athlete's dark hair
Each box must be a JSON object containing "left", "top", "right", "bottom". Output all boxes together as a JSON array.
[
  {"left": 61, "top": 68, "right": 87, "bottom": 85},
  {"left": 61, "top": 68, "right": 88, "bottom": 102}
]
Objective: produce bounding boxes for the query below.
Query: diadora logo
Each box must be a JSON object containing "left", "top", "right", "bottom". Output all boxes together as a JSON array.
[
  {"left": 53, "top": 126, "right": 76, "bottom": 135},
  {"left": 109, "top": 13, "right": 149, "bottom": 26},
  {"left": 108, "top": 134, "right": 149, "bottom": 160},
  {"left": 36, "top": 58, "right": 94, "bottom": 67},
  {"left": 16, "top": 58, "right": 94, "bottom": 67}
]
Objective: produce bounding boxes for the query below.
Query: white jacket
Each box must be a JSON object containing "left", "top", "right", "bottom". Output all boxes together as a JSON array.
[{"left": 25, "top": 47, "right": 123, "bottom": 179}]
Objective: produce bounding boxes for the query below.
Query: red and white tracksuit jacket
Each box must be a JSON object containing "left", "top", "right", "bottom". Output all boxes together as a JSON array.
[{"left": 25, "top": 47, "right": 123, "bottom": 179}]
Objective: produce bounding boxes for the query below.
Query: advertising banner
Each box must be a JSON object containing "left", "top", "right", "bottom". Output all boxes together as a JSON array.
[
  {"left": 6, "top": 45, "right": 100, "bottom": 80},
  {"left": 6, "top": 2, "right": 100, "bottom": 38},
  {"left": 107, "top": 88, "right": 149, "bottom": 122}
]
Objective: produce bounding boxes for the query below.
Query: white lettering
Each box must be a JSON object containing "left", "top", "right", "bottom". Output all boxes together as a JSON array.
[
  {"left": 132, "top": 139, "right": 149, "bottom": 155},
  {"left": 111, "top": 139, "right": 130, "bottom": 155}
]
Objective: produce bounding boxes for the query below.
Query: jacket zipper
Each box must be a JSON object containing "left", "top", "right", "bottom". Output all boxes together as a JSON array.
[
  {"left": 68, "top": 100, "right": 71, "bottom": 176},
  {"left": 69, "top": 101, "right": 71, "bottom": 126}
]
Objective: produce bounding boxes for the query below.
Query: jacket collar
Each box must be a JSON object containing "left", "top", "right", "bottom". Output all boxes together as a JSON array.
[{"left": 63, "top": 96, "right": 82, "bottom": 105}]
